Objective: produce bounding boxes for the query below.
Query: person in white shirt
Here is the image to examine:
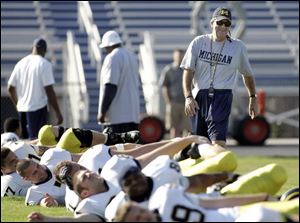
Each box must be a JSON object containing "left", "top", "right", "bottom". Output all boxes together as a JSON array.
[
  {"left": 16, "top": 147, "right": 72, "bottom": 207},
  {"left": 52, "top": 135, "right": 210, "bottom": 213},
  {"left": 7, "top": 37, "right": 63, "bottom": 139},
  {"left": 1, "top": 140, "right": 42, "bottom": 197},
  {"left": 105, "top": 155, "right": 238, "bottom": 221},
  {"left": 97, "top": 30, "right": 141, "bottom": 133},
  {"left": 181, "top": 7, "right": 258, "bottom": 147},
  {"left": 114, "top": 185, "right": 298, "bottom": 222},
  {"left": 1, "top": 117, "right": 21, "bottom": 146}
]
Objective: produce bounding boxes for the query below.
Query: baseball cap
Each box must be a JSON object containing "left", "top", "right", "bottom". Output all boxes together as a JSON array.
[
  {"left": 99, "top": 30, "right": 122, "bottom": 48},
  {"left": 33, "top": 38, "right": 47, "bottom": 49},
  {"left": 212, "top": 7, "right": 232, "bottom": 22}
]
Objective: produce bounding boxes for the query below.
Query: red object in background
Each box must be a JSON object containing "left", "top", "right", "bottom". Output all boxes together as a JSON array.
[{"left": 139, "top": 116, "right": 165, "bottom": 144}]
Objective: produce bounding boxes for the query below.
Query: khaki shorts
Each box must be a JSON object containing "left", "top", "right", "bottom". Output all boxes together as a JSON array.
[{"left": 165, "top": 102, "right": 191, "bottom": 132}]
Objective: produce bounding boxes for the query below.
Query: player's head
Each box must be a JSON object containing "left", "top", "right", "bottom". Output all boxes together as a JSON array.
[
  {"left": 210, "top": 7, "right": 231, "bottom": 38},
  {"left": 115, "top": 201, "right": 159, "bottom": 222},
  {"left": 72, "top": 169, "right": 107, "bottom": 199},
  {"left": 53, "top": 160, "right": 86, "bottom": 190},
  {"left": 32, "top": 37, "right": 47, "bottom": 56},
  {"left": 99, "top": 30, "right": 122, "bottom": 53},
  {"left": 120, "top": 166, "right": 150, "bottom": 202},
  {"left": 16, "top": 159, "right": 48, "bottom": 184},
  {"left": 1, "top": 132, "right": 19, "bottom": 147},
  {"left": 4, "top": 117, "right": 21, "bottom": 135},
  {"left": 173, "top": 49, "right": 184, "bottom": 66},
  {"left": 1, "top": 147, "right": 18, "bottom": 174}
]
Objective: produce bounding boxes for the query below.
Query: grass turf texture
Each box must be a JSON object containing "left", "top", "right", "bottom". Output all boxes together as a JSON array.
[{"left": 1, "top": 155, "right": 298, "bottom": 222}]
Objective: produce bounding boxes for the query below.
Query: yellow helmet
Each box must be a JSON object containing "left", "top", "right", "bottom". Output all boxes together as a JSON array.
[{"left": 37, "top": 125, "right": 57, "bottom": 146}]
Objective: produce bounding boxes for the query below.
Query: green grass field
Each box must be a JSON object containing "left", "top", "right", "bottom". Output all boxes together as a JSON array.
[{"left": 1, "top": 155, "right": 299, "bottom": 222}]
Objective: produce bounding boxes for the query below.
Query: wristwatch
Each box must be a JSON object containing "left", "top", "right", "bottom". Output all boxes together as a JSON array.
[{"left": 249, "top": 94, "right": 257, "bottom": 98}]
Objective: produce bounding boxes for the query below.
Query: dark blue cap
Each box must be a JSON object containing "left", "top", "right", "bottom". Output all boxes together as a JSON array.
[
  {"left": 212, "top": 7, "right": 232, "bottom": 22},
  {"left": 33, "top": 38, "right": 47, "bottom": 50}
]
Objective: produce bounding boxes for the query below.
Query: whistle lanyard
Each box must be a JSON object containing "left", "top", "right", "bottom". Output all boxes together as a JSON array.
[{"left": 209, "top": 38, "right": 226, "bottom": 88}]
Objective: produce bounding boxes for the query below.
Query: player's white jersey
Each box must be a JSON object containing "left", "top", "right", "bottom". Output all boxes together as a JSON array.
[
  {"left": 1, "top": 132, "right": 20, "bottom": 146},
  {"left": 1, "top": 172, "right": 32, "bottom": 197},
  {"left": 25, "top": 168, "right": 66, "bottom": 206},
  {"left": 78, "top": 144, "right": 112, "bottom": 174},
  {"left": 64, "top": 145, "right": 112, "bottom": 213},
  {"left": 142, "top": 155, "right": 189, "bottom": 189},
  {"left": 74, "top": 180, "right": 120, "bottom": 220},
  {"left": 105, "top": 155, "right": 189, "bottom": 221},
  {"left": 148, "top": 184, "right": 238, "bottom": 222},
  {"left": 25, "top": 147, "right": 71, "bottom": 205},
  {"left": 40, "top": 147, "right": 72, "bottom": 171},
  {"left": 101, "top": 154, "right": 140, "bottom": 189},
  {"left": 3, "top": 140, "right": 40, "bottom": 162},
  {"left": 65, "top": 187, "right": 81, "bottom": 213}
]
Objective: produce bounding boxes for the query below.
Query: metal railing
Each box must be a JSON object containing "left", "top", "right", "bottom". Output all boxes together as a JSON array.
[
  {"left": 63, "top": 31, "right": 89, "bottom": 128},
  {"left": 266, "top": 1, "right": 299, "bottom": 71},
  {"left": 78, "top": 1, "right": 102, "bottom": 83},
  {"left": 139, "top": 31, "right": 161, "bottom": 115},
  {"left": 111, "top": 1, "right": 133, "bottom": 50},
  {"left": 33, "top": 1, "right": 56, "bottom": 66}
]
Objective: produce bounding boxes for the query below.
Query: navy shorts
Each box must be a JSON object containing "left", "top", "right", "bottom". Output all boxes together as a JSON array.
[
  {"left": 19, "top": 105, "right": 48, "bottom": 140},
  {"left": 191, "top": 89, "right": 233, "bottom": 141}
]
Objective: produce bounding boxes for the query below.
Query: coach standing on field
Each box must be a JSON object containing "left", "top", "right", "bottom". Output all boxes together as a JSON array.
[
  {"left": 7, "top": 38, "right": 63, "bottom": 140},
  {"left": 181, "top": 7, "right": 258, "bottom": 147},
  {"left": 97, "top": 30, "right": 140, "bottom": 133}
]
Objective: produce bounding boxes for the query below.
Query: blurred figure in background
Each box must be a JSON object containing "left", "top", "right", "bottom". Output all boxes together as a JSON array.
[
  {"left": 1, "top": 117, "right": 21, "bottom": 146},
  {"left": 97, "top": 30, "right": 140, "bottom": 133},
  {"left": 7, "top": 38, "right": 63, "bottom": 140},
  {"left": 160, "top": 49, "right": 192, "bottom": 138}
]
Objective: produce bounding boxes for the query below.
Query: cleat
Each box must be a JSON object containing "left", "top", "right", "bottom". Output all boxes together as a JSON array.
[
  {"left": 173, "top": 145, "right": 191, "bottom": 162},
  {"left": 206, "top": 173, "right": 240, "bottom": 194},
  {"left": 280, "top": 186, "right": 299, "bottom": 201},
  {"left": 103, "top": 127, "right": 141, "bottom": 145},
  {"left": 120, "top": 131, "right": 141, "bottom": 144},
  {"left": 187, "top": 143, "right": 201, "bottom": 159}
]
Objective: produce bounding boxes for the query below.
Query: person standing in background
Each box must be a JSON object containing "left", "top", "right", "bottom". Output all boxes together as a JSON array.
[
  {"left": 181, "top": 7, "right": 258, "bottom": 147},
  {"left": 7, "top": 38, "right": 63, "bottom": 140},
  {"left": 97, "top": 30, "right": 140, "bottom": 133},
  {"left": 1, "top": 117, "right": 21, "bottom": 146},
  {"left": 160, "top": 49, "right": 192, "bottom": 138}
]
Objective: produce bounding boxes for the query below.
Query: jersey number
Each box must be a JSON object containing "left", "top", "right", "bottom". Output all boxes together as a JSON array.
[
  {"left": 169, "top": 162, "right": 181, "bottom": 173},
  {"left": 171, "top": 204, "right": 204, "bottom": 222},
  {"left": 4, "top": 186, "right": 16, "bottom": 196}
]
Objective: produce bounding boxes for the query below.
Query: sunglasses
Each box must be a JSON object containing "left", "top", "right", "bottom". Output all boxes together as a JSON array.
[{"left": 216, "top": 20, "right": 231, "bottom": 27}]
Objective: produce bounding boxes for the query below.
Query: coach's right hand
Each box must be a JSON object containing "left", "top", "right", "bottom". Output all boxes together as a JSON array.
[{"left": 185, "top": 97, "right": 199, "bottom": 117}]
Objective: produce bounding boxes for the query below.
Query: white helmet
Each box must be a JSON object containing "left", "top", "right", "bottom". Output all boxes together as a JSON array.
[{"left": 99, "top": 30, "right": 122, "bottom": 48}]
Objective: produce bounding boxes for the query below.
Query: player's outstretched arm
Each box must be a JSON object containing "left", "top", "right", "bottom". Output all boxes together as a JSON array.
[
  {"left": 198, "top": 193, "right": 271, "bottom": 209},
  {"left": 136, "top": 135, "right": 210, "bottom": 167},
  {"left": 28, "top": 212, "right": 102, "bottom": 222}
]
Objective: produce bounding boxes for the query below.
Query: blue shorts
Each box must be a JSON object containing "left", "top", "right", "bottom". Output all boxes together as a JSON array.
[
  {"left": 19, "top": 106, "right": 48, "bottom": 140},
  {"left": 191, "top": 89, "right": 233, "bottom": 141}
]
